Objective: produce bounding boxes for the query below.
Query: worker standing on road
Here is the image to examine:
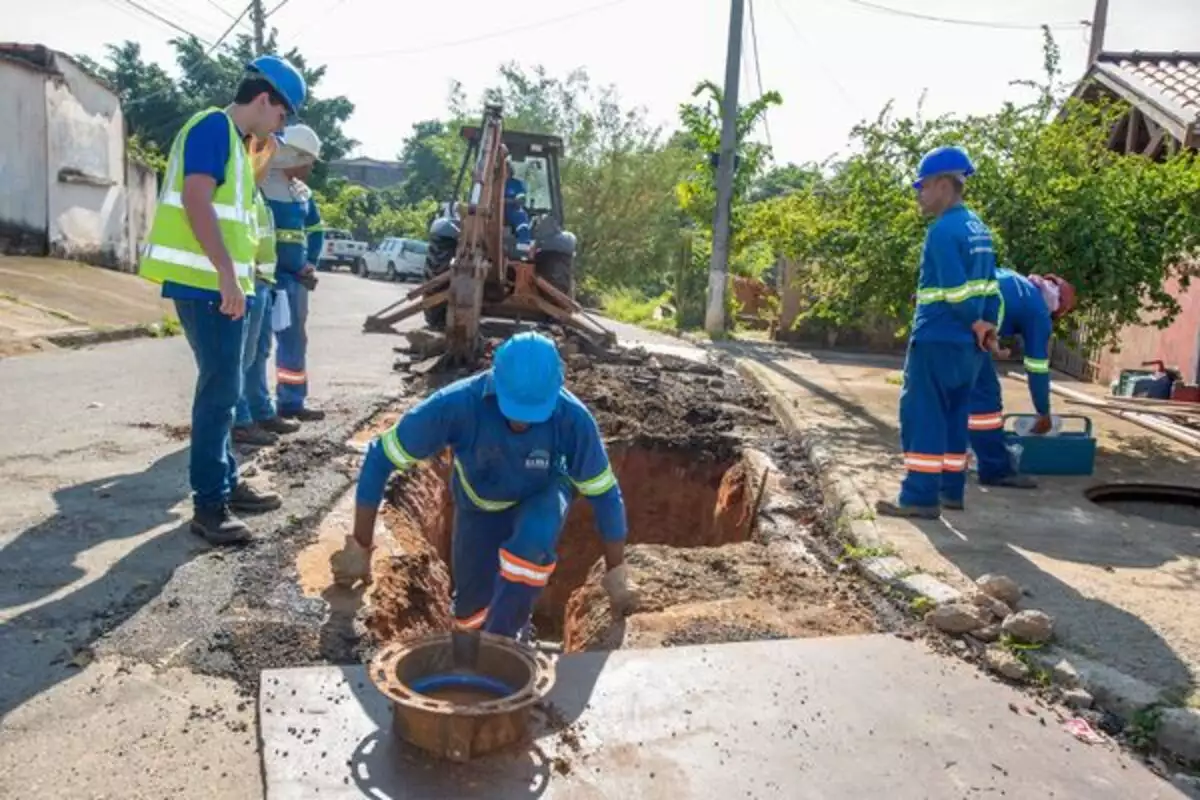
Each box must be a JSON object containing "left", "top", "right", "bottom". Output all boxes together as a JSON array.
[
  {"left": 331, "top": 331, "right": 638, "bottom": 639},
  {"left": 504, "top": 155, "right": 532, "bottom": 256},
  {"left": 138, "top": 56, "right": 306, "bottom": 544},
  {"left": 876, "top": 146, "right": 1001, "bottom": 520},
  {"left": 964, "top": 269, "right": 1077, "bottom": 493},
  {"left": 233, "top": 146, "right": 303, "bottom": 448},
  {"left": 264, "top": 123, "right": 326, "bottom": 422}
]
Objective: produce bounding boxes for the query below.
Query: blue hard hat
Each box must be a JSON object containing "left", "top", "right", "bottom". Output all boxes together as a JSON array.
[
  {"left": 492, "top": 332, "right": 564, "bottom": 424},
  {"left": 245, "top": 55, "right": 307, "bottom": 120},
  {"left": 913, "top": 145, "right": 975, "bottom": 189}
]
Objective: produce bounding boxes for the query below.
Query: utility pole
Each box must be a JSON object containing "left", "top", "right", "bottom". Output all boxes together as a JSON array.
[
  {"left": 251, "top": 0, "right": 266, "bottom": 55},
  {"left": 1087, "top": 0, "right": 1109, "bottom": 69},
  {"left": 704, "top": 0, "right": 745, "bottom": 335}
]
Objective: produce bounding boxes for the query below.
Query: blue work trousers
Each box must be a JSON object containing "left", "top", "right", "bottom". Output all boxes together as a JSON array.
[
  {"left": 898, "top": 341, "right": 985, "bottom": 508},
  {"left": 505, "top": 203, "right": 531, "bottom": 245},
  {"left": 451, "top": 480, "right": 572, "bottom": 639},
  {"left": 175, "top": 298, "right": 244, "bottom": 510},
  {"left": 967, "top": 359, "right": 1013, "bottom": 484},
  {"left": 235, "top": 280, "right": 276, "bottom": 427},
  {"left": 275, "top": 278, "right": 310, "bottom": 413}
]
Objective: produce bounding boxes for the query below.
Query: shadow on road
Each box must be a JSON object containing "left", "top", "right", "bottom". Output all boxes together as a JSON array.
[{"left": 0, "top": 448, "right": 208, "bottom": 718}]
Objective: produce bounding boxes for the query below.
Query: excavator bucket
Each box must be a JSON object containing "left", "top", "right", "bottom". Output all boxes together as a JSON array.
[{"left": 362, "top": 105, "right": 615, "bottom": 364}]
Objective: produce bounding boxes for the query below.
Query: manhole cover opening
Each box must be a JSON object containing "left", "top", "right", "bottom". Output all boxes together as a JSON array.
[{"left": 1085, "top": 482, "right": 1200, "bottom": 526}]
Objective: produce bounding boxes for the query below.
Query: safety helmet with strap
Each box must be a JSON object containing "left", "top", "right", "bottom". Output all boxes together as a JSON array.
[
  {"left": 913, "top": 145, "right": 975, "bottom": 189},
  {"left": 492, "top": 332, "right": 564, "bottom": 424},
  {"left": 282, "top": 123, "right": 322, "bottom": 162},
  {"left": 1041, "top": 273, "right": 1077, "bottom": 320},
  {"left": 245, "top": 55, "right": 307, "bottom": 121},
  {"left": 139, "top": 108, "right": 257, "bottom": 295}
]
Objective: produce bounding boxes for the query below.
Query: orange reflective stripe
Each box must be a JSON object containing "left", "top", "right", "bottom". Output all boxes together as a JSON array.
[
  {"left": 277, "top": 368, "right": 306, "bottom": 385},
  {"left": 903, "top": 453, "right": 944, "bottom": 474},
  {"left": 498, "top": 549, "right": 556, "bottom": 587},
  {"left": 968, "top": 413, "right": 1003, "bottom": 431},
  {"left": 456, "top": 608, "right": 487, "bottom": 629},
  {"left": 942, "top": 454, "right": 968, "bottom": 473}
]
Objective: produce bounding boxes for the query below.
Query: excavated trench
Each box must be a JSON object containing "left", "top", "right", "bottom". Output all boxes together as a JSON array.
[
  {"left": 362, "top": 441, "right": 758, "bottom": 646},
  {"left": 353, "top": 341, "right": 879, "bottom": 656}
]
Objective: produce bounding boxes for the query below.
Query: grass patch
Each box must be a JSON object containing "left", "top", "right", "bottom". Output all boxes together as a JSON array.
[
  {"left": 1128, "top": 705, "right": 1165, "bottom": 752},
  {"left": 839, "top": 542, "right": 896, "bottom": 562},
  {"left": 600, "top": 287, "right": 677, "bottom": 334},
  {"left": 884, "top": 371, "right": 904, "bottom": 386},
  {"left": 910, "top": 595, "right": 936, "bottom": 615}
]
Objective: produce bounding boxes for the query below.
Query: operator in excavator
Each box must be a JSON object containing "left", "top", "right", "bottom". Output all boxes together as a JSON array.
[
  {"left": 504, "top": 153, "right": 533, "bottom": 257},
  {"left": 263, "top": 123, "right": 326, "bottom": 422},
  {"left": 963, "top": 269, "right": 1077, "bottom": 495},
  {"left": 330, "top": 331, "right": 638, "bottom": 639}
]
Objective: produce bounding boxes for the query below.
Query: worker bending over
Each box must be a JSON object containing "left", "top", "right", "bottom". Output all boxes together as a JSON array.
[
  {"left": 877, "top": 145, "right": 1001, "bottom": 520},
  {"left": 964, "top": 269, "right": 1077, "bottom": 494},
  {"left": 233, "top": 140, "right": 302, "bottom": 447},
  {"left": 139, "top": 55, "right": 306, "bottom": 544},
  {"left": 333, "top": 332, "right": 637, "bottom": 639},
  {"left": 263, "top": 123, "right": 326, "bottom": 421}
]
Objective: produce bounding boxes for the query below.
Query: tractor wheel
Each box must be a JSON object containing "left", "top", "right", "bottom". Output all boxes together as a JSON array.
[
  {"left": 536, "top": 251, "right": 575, "bottom": 302},
  {"left": 423, "top": 236, "right": 456, "bottom": 330}
]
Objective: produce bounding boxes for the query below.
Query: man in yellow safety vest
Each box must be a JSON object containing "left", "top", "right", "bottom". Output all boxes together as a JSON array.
[{"left": 139, "top": 55, "right": 307, "bottom": 545}]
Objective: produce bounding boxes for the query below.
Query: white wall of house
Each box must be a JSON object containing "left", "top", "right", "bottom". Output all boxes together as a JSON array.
[
  {"left": 0, "top": 60, "right": 49, "bottom": 250},
  {"left": 125, "top": 159, "right": 157, "bottom": 263},
  {"left": 45, "top": 56, "right": 128, "bottom": 267}
]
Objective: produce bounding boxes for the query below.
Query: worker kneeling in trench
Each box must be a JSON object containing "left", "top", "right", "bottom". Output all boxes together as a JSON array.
[{"left": 332, "top": 331, "right": 638, "bottom": 639}]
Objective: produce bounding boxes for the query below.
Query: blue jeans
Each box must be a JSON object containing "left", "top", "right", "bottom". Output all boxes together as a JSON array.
[
  {"left": 175, "top": 298, "right": 244, "bottom": 510},
  {"left": 235, "top": 281, "right": 276, "bottom": 427}
]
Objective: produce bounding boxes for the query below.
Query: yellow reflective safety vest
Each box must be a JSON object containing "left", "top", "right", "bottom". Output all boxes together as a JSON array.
[
  {"left": 138, "top": 108, "right": 257, "bottom": 294},
  {"left": 253, "top": 192, "right": 277, "bottom": 284}
]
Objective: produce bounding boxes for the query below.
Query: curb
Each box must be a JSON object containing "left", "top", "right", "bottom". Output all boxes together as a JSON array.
[
  {"left": 734, "top": 353, "right": 1200, "bottom": 763},
  {"left": 45, "top": 321, "right": 175, "bottom": 349}
]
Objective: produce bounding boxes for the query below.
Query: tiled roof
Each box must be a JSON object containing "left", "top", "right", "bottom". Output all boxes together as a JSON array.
[{"left": 1089, "top": 51, "right": 1200, "bottom": 146}]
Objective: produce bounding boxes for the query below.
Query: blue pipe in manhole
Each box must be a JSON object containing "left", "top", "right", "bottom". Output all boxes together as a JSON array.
[{"left": 408, "top": 673, "right": 515, "bottom": 698}]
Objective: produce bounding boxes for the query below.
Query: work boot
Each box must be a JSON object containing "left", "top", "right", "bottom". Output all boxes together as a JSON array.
[
  {"left": 232, "top": 424, "right": 278, "bottom": 447},
  {"left": 940, "top": 497, "right": 966, "bottom": 511},
  {"left": 875, "top": 498, "right": 941, "bottom": 520},
  {"left": 982, "top": 473, "right": 1038, "bottom": 489},
  {"left": 280, "top": 407, "right": 326, "bottom": 422},
  {"left": 230, "top": 482, "right": 283, "bottom": 514},
  {"left": 191, "top": 505, "right": 251, "bottom": 546},
  {"left": 258, "top": 415, "right": 301, "bottom": 435}
]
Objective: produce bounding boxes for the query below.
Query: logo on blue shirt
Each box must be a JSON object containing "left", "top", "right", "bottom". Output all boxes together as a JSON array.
[{"left": 524, "top": 449, "right": 550, "bottom": 471}]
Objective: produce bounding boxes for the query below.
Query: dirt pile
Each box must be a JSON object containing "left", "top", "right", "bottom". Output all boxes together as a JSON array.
[{"left": 562, "top": 543, "right": 877, "bottom": 652}]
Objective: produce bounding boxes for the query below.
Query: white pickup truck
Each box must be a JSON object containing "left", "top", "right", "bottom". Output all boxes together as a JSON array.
[{"left": 318, "top": 229, "right": 369, "bottom": 272}]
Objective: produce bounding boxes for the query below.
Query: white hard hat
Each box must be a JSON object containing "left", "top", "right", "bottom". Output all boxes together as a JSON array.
[{"left": 282, "top": 124, "right": 321, "bottom": 160}]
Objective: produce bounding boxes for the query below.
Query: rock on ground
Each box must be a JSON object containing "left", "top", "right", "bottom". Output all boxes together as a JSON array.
[
  {"left": 971, "top": 623, "right": 1002, "bottom": 643},
  {"left": 976, "top": 574, "right": 1022, "bottom": 607},
  {"left": 970, "top": 592, "right": 1014, "bottom": 622},
  {"left": 984, "top": 646, "right": 1031, "bottom": 681},
  {"left": 562, "top": 543, "right": 876, "bottom": 653},
  {"left": 1063, "top": 688, "right": 1095, "bottom": 710},
  {"left": 1002, "top": 609, "right": 1055, "bottom": 644},
  {"left": 925, "top": 602, "right": 989, "bottom": 635}
]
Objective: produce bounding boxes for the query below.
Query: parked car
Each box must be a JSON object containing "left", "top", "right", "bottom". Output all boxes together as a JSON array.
[
  {"left": 359, "top": 237, "right": 429, "bottom": 282},
  {"left": 318, "top": 229, "right": 369, "bottom": 271}
]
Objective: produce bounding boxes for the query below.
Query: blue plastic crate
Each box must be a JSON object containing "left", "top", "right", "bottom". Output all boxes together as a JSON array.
[{"left": 1002, "top": 414, "right": 1097, "bottom": 476}]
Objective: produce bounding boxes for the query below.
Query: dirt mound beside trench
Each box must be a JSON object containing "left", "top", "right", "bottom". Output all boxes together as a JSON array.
[{"left": 563, "top": 543, "right": 878, "bottom": 653}]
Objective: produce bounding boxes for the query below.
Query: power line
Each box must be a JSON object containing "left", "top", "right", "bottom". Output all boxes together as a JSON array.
[
  {"left": 206, "top": 0, "right": 255, "bottom": 56},
  {"left": 314, "top": 0, "right": 632, "bottom": 61},
  {"left": 265, "top": 0, "right": 291, "bottom": 16},
  {"left": 115, "top": 0, "right": 215, "bottom": 45},
  {"left": 832, "top": 0, "right": 1085, "bottom": 31},
  {"left": 771, "top": 0, "right": 863, "bottom": 116},
  {"left": 290, "top": 0, "right": 355, "bottom": 41},
  {"left": 206, "top": 0, "right": 256, "bottom": 30},
  {"left": 747, "top": 0, "right": 772, "bottom": 151}
]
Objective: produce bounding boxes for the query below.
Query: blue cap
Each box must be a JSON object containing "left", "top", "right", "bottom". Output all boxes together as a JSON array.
[
  {"left": 245, "top": 55, "right": 307, "bottom": 122},
  {"left": 492, "top": 332, "right": 564, "bottom": 424},
  {"left": 913, "top": 145, "right": 975, "bottom": 189}
]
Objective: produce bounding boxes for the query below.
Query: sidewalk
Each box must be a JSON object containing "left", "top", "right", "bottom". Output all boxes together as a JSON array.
[
  {"left": 0, "top": 255, "right": 174, "bottom": 357},
  {"left": 732, "top": 343, "right": 1200, "bottom": 701}
]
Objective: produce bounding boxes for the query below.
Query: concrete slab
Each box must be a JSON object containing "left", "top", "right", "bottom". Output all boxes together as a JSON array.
[{"left": 260, "top": 635, "right": 1176, "bottom": 799}]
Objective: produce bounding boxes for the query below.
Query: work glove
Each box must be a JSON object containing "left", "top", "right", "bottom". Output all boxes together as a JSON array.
[
  {"left": 330, "top": 535, "right": 371, "bottom": 588},
  {"left": 298, "top": 270, "right": 319, "bottom": 292},
  {"left": 601, "top": 564, "right": 639, "bottom": 617}
]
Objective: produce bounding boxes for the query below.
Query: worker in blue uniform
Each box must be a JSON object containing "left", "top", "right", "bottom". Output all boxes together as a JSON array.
[
  {"left": 504, "top": 155, "right": 532, "bottom": 256},
  {"left": 263, "top": 123, "right": 326, "bottom": 421},
  {"left": 138, "top": 55, "right": 306, "bottom": 544},
  {"left": 331, "top": 332, "right": 637, "bottom": 638},
  {"left": 965, "top": 270, "right": 1077, "bottom": 494},
  {"left": 877, "top": 146, "right": 1001, "bottom": 520}
]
